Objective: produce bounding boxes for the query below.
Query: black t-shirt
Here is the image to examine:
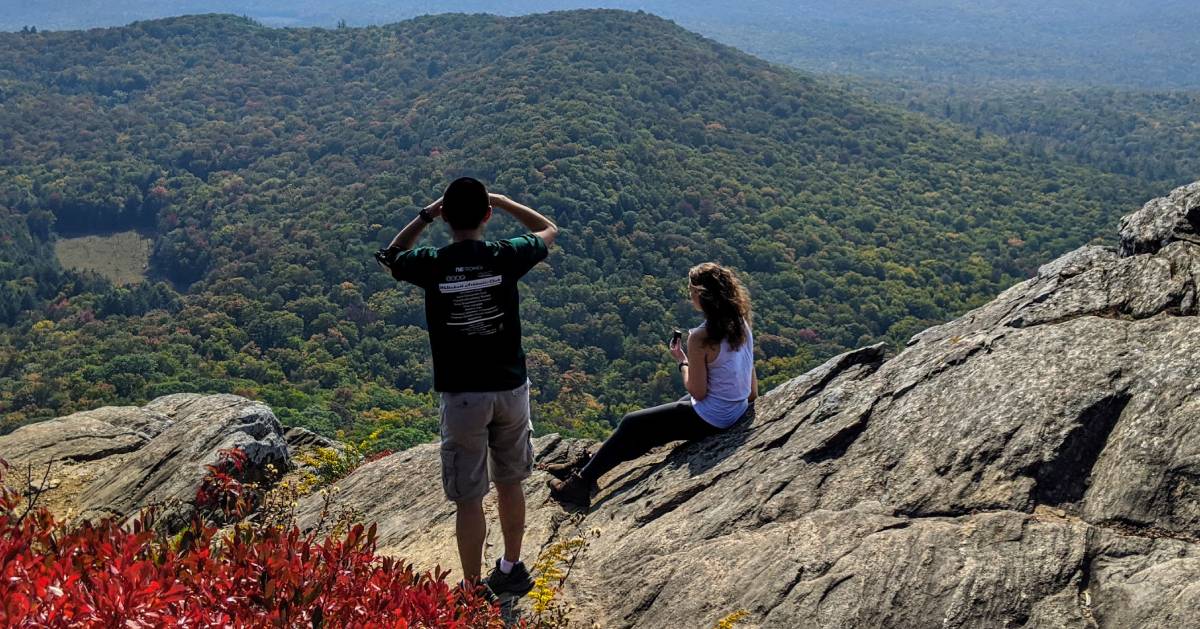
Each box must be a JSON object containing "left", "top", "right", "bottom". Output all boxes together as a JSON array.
[{"left": 390, "top": 234, "right": 548, "bottom": 392}]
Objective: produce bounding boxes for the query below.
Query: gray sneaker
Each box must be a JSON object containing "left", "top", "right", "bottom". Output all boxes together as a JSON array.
[{"left": 485, "top": 559, "right": 535, "bottom": 597}]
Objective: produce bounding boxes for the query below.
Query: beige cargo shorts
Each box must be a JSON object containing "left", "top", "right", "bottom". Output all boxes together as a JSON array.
[{"left": 438, "top": 380, "right": 534, "bottom": 502}]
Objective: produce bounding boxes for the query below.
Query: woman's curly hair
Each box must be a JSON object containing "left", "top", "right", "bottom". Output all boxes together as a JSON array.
[{"left": 689, "top": 263, "right": 752, "bottom": 350}]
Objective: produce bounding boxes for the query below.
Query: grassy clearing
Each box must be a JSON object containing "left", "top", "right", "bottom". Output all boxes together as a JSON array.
[{"left": 54, "top": 230, "right": 153, "bottom": 285}]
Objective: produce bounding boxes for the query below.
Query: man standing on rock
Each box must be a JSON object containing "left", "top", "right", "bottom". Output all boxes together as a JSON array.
[{"left": 376, "top": 177, "right": 557, "bottom": 599}]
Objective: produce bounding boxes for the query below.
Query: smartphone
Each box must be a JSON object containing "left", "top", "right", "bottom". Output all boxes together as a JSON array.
[{"left": 671, "top": 329, "right": 683, "bottom": 347}]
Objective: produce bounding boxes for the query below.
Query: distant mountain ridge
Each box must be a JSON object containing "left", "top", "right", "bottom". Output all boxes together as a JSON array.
[{"left": 3, "top": 1, "right": 1198, "bottom": 89}]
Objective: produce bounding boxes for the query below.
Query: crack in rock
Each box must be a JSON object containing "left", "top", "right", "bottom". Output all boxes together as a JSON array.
[{"left": 1032, "top": 393, "right": 1132, "bottom": 507}]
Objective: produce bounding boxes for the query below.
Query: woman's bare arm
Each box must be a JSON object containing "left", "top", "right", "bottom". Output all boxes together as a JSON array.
[{"left": 682, "top": 332, "right": 711, "bottom": 401}]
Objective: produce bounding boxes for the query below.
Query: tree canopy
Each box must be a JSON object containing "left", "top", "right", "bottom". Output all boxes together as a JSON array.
[{"left": 0, "top": 11, "right": 1151, "bottom": 449}]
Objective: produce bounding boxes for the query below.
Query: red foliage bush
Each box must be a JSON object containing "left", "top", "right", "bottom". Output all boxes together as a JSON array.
[
  {"left": 0, "top": 455, "right": 505, "bottom": 628},
  {"left": 195, "top": 448, "right": 255, "bottom": 521}
]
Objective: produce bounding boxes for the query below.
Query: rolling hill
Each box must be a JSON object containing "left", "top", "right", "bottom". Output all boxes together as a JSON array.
[{"left": 4, "top": 1, "right": 1198, "bottom": 90}]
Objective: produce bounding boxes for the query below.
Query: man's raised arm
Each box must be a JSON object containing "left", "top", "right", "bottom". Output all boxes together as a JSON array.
[
  {"left": 490, "top": 194, "right": 558, "bottom": 247},
  {"left": 387, "top": 197, "right": 443, "bottom": 252}
]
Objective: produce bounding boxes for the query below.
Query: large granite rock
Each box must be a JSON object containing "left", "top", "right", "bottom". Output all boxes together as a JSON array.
[
  {"left": 0, "top": 406, "right": 172, "bottom": 516},
  {"left": 296, "top": 181, "right": 1200, "bottom": 628},
  {"left": 77, "top": 394, "right": 288, "bottom": 525},
  {"left": 0, "top": 406, "right": 166, "bottom": 468},
  {"left": 0, "top": 394, "right": 289, "bottom": 526},
  {"left": 1118, "top": 180, "right": 1200, "bottom": 256}
]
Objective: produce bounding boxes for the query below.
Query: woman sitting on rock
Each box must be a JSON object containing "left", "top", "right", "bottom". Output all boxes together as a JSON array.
[{"left": 546, "top": 262, "right": 758, "bottom": 509}]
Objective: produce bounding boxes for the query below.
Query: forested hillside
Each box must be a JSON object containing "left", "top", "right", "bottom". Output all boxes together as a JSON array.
[
  {"left": 848, "top": 80, "right": 1200, "bottom": 190},
  {"left": 0, "top": 11, "right": 1148, "bottom": 450}
]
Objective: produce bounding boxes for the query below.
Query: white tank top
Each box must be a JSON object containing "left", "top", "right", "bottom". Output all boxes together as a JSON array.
[{"left": 690, "top": 322, "right": 754, "bottom": 428}]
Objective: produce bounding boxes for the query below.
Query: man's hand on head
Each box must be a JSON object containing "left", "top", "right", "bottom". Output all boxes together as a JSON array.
[
  {"left": 488, "top": 193, "right": 511, "bottom": 209},
  {"left": 487, "top": 193, "right": 557, "bottom": 246}
]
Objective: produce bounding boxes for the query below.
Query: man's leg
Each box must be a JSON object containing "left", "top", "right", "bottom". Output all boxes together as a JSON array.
[
  {"left": 484, "top": 382, "right": 536, "bottom": 595},
  {"left": 494, "top": 481, "right": 525, "bottom": 563},
  {"left": 455, "top": 497, "right": 487, "bottom": 580},
  {"left": 439, "top": 391, "right": 493, "bottom": 583}
]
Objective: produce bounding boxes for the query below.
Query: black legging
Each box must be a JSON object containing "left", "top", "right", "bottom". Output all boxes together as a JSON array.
[{"left": 578, "top": 397, "right": 721, "bottom": 483}]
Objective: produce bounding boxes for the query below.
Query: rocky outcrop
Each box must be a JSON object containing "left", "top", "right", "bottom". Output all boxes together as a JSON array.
[
  {"left": 296, "top": 181, "right": 1200, "bottom": 628},
  {"left": 1118, "top": 180, "right": 1200, "bottom": 255},
  {"left": 77, "top": 394, "right": 288, "bottom": 525},
  {"left": 0, "top": 394, "right": 289, "bottom": 526},
  {"left": 284, "top": 425, "right": 346, "bottom": 479},
  {"left": 285, "top": 426, "right": 343, "bottom": 451},
  {"left": 0, "top": 405, "right": 172, "bottom": 517},
  {"left": 0, "top": 406, "right": 167, "bottom": 468}
]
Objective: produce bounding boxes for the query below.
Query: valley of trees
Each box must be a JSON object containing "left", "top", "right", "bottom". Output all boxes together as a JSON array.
[
  {"left": 848, "top": 80, "right": 1200, "bottom": 191},
  {"left": 0, "top": 11, "right": 1155, "bottom": 451}
]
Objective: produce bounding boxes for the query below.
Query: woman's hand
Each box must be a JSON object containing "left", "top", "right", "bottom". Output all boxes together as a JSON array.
[{"left": 669, "top": 337, "right": 688, "bottom": 364}]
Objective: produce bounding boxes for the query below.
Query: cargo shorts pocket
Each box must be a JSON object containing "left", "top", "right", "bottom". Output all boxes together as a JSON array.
[
  {"left": 522, "top": 434, "right": 535, "bottom": 476},
  {"left": 439, "top": 448, "right": 458, "bottom": 501}
]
